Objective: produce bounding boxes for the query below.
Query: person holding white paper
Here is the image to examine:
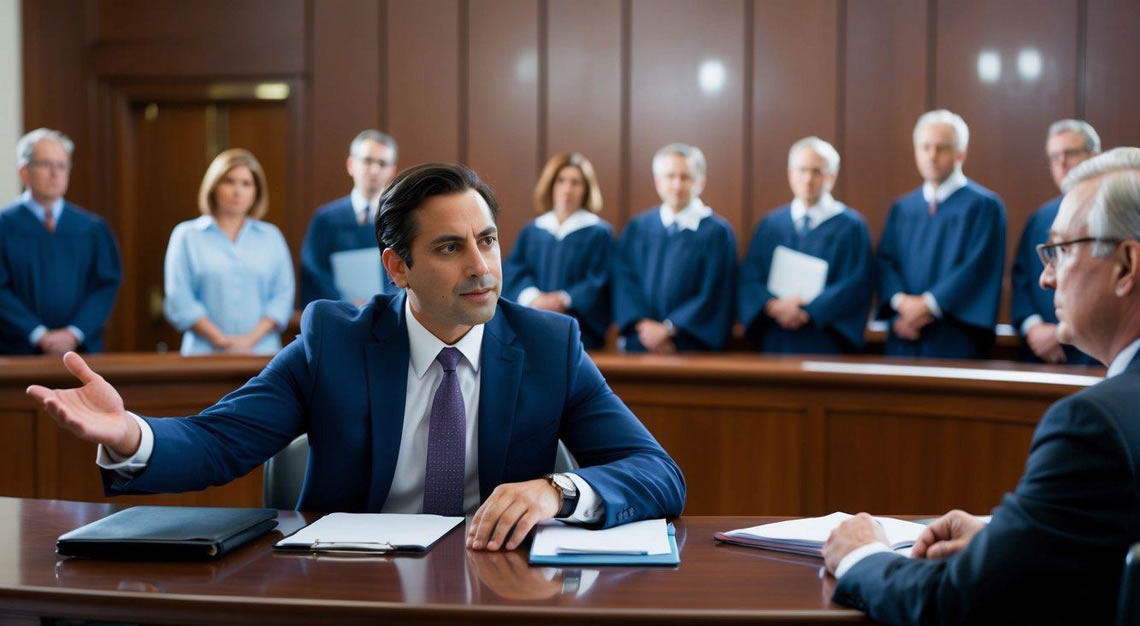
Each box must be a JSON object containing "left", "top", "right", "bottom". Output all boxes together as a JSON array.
[
  {"left": 301, "top": 130, "right": 401, "bottom": 307},
  {"left": 737, "top": 137, "right": 874, "bottom": 354}
]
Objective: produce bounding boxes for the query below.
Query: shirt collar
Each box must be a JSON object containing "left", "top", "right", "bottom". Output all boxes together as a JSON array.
[
  {"left": 534, "top": 209, "right": 601, "bottom": 240},
  {"left": 351, "top": 188, "right": 381, "bottom": 223},
  {"left": 191, "top": 214, "right": 261, "bottom": 236},
  {"left": 923, "top": 168, "right": 969, "bottom": 204},
  {"left": 405, "top": 296, "right": 484, "bottom": 379},
  {"left": 20, "top": 189, "right": 64, "bottom": 225},
  {"left": 659, "top": 197, "right": 713, "bottom": 232},
  {"left": 790, "top": 192, "right": 844, "bottom": 230},
  {"left": 1106, "top": 338, "right": 1140, "bottom": 379}
]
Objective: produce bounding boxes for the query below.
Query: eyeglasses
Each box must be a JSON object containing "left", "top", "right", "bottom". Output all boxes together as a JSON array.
[
  {"left": 26, "top": 159, "right": 71, "bottom": 173},
  {"left": 1046, "top": 148, "right": 1089, "bottom": 164},
  {"left": 1036, "top": 237, "right": 1124, "bottom": 266},
  {"left": 354, "top": 157, "right": 392, "bottom": 169}
]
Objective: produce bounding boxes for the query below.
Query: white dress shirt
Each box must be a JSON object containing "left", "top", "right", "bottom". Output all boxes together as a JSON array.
[
  {"left": 659, "top": 197, "right": 713, "bottom": 232},
  {"left": 98, "top": 298, "right": 602, "bottom": 521},
  {"left": 836, "top": 336, "right": 1140, "bottom": 579},
  {"left": 350, "top": 188, "right": 381, "bottom": 225},
  {"left": 790, "top": 192, "right": 845, "bottom": 232},
  {"left": 516, "top": 209, "right": 600, "bottom": 307}
]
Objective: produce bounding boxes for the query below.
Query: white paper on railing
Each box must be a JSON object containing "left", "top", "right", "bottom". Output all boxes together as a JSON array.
[
  {"left": 531, "top": 518, "right": 672, "bottom": 556},
  {"left": 767, "top": 245, "right": 829, "bottom": 303},
  {"left": 331, "top": 247, "right": 382, "bottom": 303}
]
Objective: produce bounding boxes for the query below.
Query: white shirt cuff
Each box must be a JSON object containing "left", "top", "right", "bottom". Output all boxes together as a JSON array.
[
  {"left": 922, "top": 292, "right": 943, "bottom": 319},
  {"left": 517, "top": 287, "right": 541, "bottom": 307},
  {"left": 67, "top": 325, "right": 85, "bottom": 344},
  {"left": 557, "top": 290, "right": 572, "bottom": 308},
  {"left": 28, "top": 325, "right": 47, "bottom": 347},
  {"left": 835, "top": 542, "right": 896, "bottom": 579},
  {"left": 889, "top": 293, "right": 904, "bottom": 312},
  {"left": 95, "top": 412, "right": 155, "bottom": 479},
  {"left": 562, "top": 472, "right": 604, "bottom": 523},
  {"left": 1020, "top": 314, "right": 1045, "bottom": 337}
]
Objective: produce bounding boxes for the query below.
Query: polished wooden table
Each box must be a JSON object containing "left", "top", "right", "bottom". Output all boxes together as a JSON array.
[{"left": 0, "top": 497, "right": 873, "bottom": 624}]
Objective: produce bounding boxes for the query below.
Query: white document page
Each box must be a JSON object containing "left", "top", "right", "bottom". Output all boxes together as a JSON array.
[
  {"left": 330, "top": 247, "right": 382, "bottom": 303},
  {"left": 726, "top": 512, "right": 926, "bottom": 550},
  {"left": 767, "top": 245, "right": 829, "bottom": 303},
  {"left": 275, "top": 513, "right": 463, "bottom": 550},
  {"left": 531, "top": 518, "right": 671, "bottom": 556}
]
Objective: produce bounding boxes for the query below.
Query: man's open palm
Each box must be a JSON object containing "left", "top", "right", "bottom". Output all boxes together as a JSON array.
[{"left": 26, "top": 352, "right": 138, "bottom": 456}]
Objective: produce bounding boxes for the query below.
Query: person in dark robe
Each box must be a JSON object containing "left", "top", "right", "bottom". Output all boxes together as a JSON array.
[
  {"left": 739, "top": 136, "right": 873, "bottom": 354},
  {"left": 1011, "top": 119, "right": 1101, "bottom": 365},
  {"left": 301, "top": 129, "right": 400, "bottom": 307},
  {"left": 0, "top": 128, "right": 121, "bottom": 355},
  {"left": 503, "top": 152, "right": 613, "bottom": 350},
  {"left": 875, "top": 110, "right": 1006, "bottom": 359},
  {"left": 613, "top": 143, "right": 736, "bottom": 353}
]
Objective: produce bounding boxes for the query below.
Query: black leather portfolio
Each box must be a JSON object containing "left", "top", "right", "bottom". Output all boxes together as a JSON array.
[{"left": 57, "top": 506, "right": 279, "bottom": 560}]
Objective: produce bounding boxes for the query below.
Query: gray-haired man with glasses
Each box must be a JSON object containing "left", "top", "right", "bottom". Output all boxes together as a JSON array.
[{"left": 1011, "top": 119, "right": 1101, "bottom": 364}]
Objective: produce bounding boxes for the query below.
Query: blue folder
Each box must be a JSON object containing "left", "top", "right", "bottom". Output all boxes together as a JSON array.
[{"left": 528, "top": 523, "right": 679, "bottom": 566}]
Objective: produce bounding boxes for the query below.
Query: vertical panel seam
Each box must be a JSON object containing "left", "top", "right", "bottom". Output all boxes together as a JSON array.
[
  {"left": 620, "top": 0, "right": 632, "bottom": 224},
  {"left": 1075, "top": 0, "right": 1087, "bottom": 118},
  {"left": 379, "top": 0, "right": 389, "bottom": 130},
  {"left": 741, "top": 0, "right": 753, "bottom": 239},
  {"left": 835, "top": 0, "right": 847, "bottom": 201},
  {"left": 926, "top": 0, "right": 937, "bottom": 109},
  {"left": 537, "top": 0, "right": 548, "bottom": 173},
  {"left": 459, "top": 0, "right": 470, "bottom": 164}
]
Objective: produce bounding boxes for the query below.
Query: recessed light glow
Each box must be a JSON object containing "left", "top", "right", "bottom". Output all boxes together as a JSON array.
[
  {"left": 1017, "top": 48, "right": 1042, "bottom": 81},
  {"left": 698, "top": 59, "right": 726, "bottom": 94},
  {"left": 977, "top": 50, "right": 1001, "bottom": 83}
]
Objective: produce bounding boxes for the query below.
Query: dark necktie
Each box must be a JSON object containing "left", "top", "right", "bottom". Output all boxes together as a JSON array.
[
  {"left": 796, "top": 214, "right": 810, "bottom": 235},
  {"left": 43, "top": 209, "right": 55, "bottom": 233},
  {"left": 928, "top": 197, "right": 938, "bottom": 216},
  {"left": 422, "top": 347, "right": 466, "bottom": 516}
]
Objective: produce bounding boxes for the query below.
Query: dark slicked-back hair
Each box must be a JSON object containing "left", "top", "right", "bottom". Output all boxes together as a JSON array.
[{"left": 375, "top": 163, "right": 499, "bottom": 268}]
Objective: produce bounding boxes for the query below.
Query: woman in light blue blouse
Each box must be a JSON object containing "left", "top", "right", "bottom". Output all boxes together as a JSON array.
[{"left": 163, "top": 148, "right": 294, "bottom": 355}]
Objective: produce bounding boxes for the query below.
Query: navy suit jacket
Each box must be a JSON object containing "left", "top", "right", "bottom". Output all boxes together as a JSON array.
[
  {"left": 106, "top": 293, "right": 686, "bottom": 527},
  {"left": 834, "top": 350, "right": 1140, "bottom": 624}
]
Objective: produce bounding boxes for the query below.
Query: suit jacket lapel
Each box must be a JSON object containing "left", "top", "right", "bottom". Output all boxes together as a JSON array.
[
  {"left": 364, "top": 293, "right": 410, "bottom": 511},
  {"left": 477, "top": 307, "right": 525, "bottom": 501}
]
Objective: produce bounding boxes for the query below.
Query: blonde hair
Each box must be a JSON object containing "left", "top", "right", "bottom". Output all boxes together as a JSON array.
[
  {"left": 533, "top": 152, "right": 603, "bottom": 214},
  {"left": 197, "top": 148, "right": 269, "bottom": 218}
]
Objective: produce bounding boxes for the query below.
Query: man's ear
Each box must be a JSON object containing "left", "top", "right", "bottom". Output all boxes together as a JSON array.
[
  {"left": 382, "top": 248, "right": 409, "bottom": 289},
  {"left": 345, "top": 155, "right": 355, "bottom": 178},
  {"left": 1116, "top": 241, "right": 1140, "bottom": 297}
]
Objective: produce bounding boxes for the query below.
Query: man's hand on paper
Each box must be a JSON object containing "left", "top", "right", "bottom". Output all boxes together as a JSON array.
[
  {"left": 25, "top": 351, "right": 141, "bottom": 458},
  {"left": 766, "top": 297, "right": 809, "bottom": 330},
  {"left": 911, "top": 510, "right": 985, "bottom": 560},
  {"left": 1026, "top": 323, "right": 1066, "bottom": 364},
  {"left": 467, "top": 478, "right": 561, "bottom": 551},
  {"left": 822, "top": 513, "right": 889, "bottom": 575}
]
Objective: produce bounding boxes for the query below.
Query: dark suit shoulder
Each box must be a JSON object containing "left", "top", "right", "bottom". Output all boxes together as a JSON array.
[
  {"left": 299, "top": 297, "right": 375, "bottom": 341},
  {"left": 1048, "top": 371, "right": 1140, "bottom": 459},
  {"left": 311, "top": 196, "right": 354, "bottom": 222},
  {"left": 495, "top": 297, "right": 577, "bottom": 341}
]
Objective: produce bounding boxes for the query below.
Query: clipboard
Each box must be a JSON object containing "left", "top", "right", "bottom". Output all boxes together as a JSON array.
[{"left": 273, "top": 513, "right": 463, "bottom": 555}]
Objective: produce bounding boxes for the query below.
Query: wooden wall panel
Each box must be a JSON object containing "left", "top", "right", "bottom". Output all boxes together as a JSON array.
[
  {"left": 229, "top": 102, "right": 298, "bottom": 252},
  {"left": 0, "top": 410, "right": 37, "bottom": 498},
  {"left": 934, "top": 0, "right": 1080, "bottom": 276},
  {"left": 546, "top": 0, "right": 623, "bottom": 225},
  {"left": 1085, "top": 0, "right": 1140, "bottom": 149},
  {"left": 89, "top": 0, "right": 306, "bottom": 77},
  {"left": 466, "top": 0, "right": 540, "bottom": 252},
  {"left": 750, "top": 0, "right": 839, "bottom": 232},
  {"left": 842, "top": 0, "right": 927, "bottom": 241},
  {"left": 628, "top": 0, "right": 746, "bottom": 243},
  {"left": 310, "top": 0, "right": 383, "bottom": 214},
  {"left": 386, "top": 0, "right": 462, "bottom": 168}
]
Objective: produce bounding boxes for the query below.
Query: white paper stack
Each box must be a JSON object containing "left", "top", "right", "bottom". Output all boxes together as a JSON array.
[
  {"left": 275, "top": 513, "right": 463, "bottom": 553},
  {"left": 767, "top": 245, "right": 829, "bottom": 302},
  {"left": 719, "top": 512, "right": 926, "bottom": 558},
  {"left": 531, "top": 518, "right": 672, "bottom": 556}
]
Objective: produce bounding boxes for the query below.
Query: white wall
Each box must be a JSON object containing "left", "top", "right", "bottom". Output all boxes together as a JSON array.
[{"left": 0, "top": 0, "right": 21, "bottom": 204}]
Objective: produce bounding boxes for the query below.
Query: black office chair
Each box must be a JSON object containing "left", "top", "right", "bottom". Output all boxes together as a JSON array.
[
  {"left": 1117, "top": 542, "right": 1140, "bottom": 626},
  {"left": 263, "top": 435, "right": 580, "bottom": 509}
]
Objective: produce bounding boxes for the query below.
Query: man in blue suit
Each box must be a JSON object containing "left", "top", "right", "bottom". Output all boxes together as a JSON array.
[
  {"left": 301, "top": 129, "right": 401, "bottom": 307},
  {"left": 28, "top": 163, "right": 686, "bottom": 552},
  {"left": 822, "top": 148, "right": 1140, "bottom": 624}
]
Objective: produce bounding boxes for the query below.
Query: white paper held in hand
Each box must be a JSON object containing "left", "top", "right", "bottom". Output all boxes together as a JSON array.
[
  {"left": 767, "top": 245, "right": 829, "bottom": 303},
  {"left": 330, "top": 247, "right": 382, "bottom": 303},
  {"left": 531, "top": 518, "right": 672, "bottom": 556}
]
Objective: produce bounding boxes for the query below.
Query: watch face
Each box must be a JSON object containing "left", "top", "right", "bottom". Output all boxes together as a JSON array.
[{"left": 553, "top": 474, "right": 577, "bottom": 493}]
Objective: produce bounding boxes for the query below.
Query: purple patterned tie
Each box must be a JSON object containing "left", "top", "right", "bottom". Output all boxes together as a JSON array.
[{"left": 422, "top": 347, "right": 466, "bottom": 516}]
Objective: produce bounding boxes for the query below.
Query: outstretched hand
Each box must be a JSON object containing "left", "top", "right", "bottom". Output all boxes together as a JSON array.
[{"left": 26, "top": 352, "right": 140, "bottom": 458}]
